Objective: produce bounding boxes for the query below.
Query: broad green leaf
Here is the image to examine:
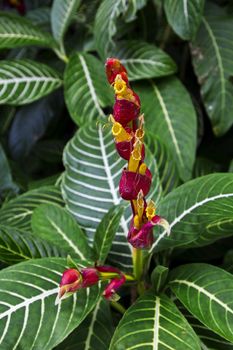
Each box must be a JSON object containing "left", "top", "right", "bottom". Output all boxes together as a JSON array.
[
  {"left": 145, "top": 132, "right": 180, "bottom": 195},
  {"left": 0, "top": 257, "right": 102, "bottom": 349},
  {"left": 31, "top": 204, "right": 93, "bottom": 262},
  {"left": 170, "top": 263, "right": 233, "bottom": 343},
  {"left": 136, "top": 77, "right": 197, "bottom": 181},
  {"left": 124, "top": 0, "right": 147, "bottom": 22},
  {"left": 179, "top": 303, "right": 233, "bottom": 350},
  {"left": 51, "top": 0, "right": 81, "bottom": 44},
  {"left": 0, "top": 12, "right": 56, "bottom": 49},
  {"left": 56, "top": 299, "right": 114, "bottom": 350},
  {"left": 62, "top": 123, "right": 162, "bottom": 271},
  {"left": 94, "top": 205, "right": 124, "bottom": 264},
  {"left": 94, "top": 0, "right": 128, "bottom": 60},
  {"left": 191, "top": 3, "right": 233, "bottom": 135},
  {"left": 150, "top": 173, "right": 233, "bottom": 253},
  {"left": 164, "top": 0, "right": 205, "bottom": 40},
  {"left": 0, "top": 144, "right": 18, "bottom": 199},
  {"left": 112, "top": 40, "right": 177, "bottom": 80},
  {"left": 0, "top": 186, "right": 63, "bottom": 232},
  {"left": 0, "top": 226, "right": 66, "bottom": 264},
  {"left": 0, "top": 60, "right": 62, "bottom": 106},
  {"left": 151, "top": 265, "right": 169, "bottom": 294},
  {"left": 27, "top": 7, "right": 51, "bottom": 31},
  {"left": 64, "top": 53, "right": 113, "bottom": 126},
  {"left": 110, "top": 291, "right": 201, "bottom": 349}
]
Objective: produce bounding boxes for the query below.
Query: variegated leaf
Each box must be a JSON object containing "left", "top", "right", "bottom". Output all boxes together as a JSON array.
[{"left": 0, "top": 60, "right": 62, "bottom": 105}]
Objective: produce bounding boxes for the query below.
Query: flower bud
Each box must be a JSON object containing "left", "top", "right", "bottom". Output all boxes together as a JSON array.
[
  {"left": 81, "top": 268, "right": 99, "bottom": 288},
  {"left": 105, "top": 58, "right": 128, "bottom": 85},
  {"left": 114, "top": 97, "right": 140, "bottom": 126},
  {"left": 103, "top": 275, "right": 126, "bottom": 301},
  {"left": 119, "top": 168, "right": 152, "bottom": 200},
  {"left": 56, "top": 268, "right": 83, "bottom": 304}
]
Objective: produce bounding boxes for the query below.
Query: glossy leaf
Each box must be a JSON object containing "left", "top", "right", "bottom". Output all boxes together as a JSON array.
[
  {"left": 64, "top": 53, "right": 113, "bottom": 126},
  {"left": 112, "top": 40, "right": 176, "bottom": 80},
  {"left": 56, "top": 299, "right": 114, "bottom": 350},
  {"left": 179, "top": 303, "right": 233, "bottom": 350},
  {"left": 150, "top": 173, "right": 233, "bottom": 253},
  {"left": 164, "top": 0, "right": 205, "bottom": 40},
  {"left": 0, "top": 186, "right": 63, "bottom": 232},
  {"left": 51, "top": 0, "right": 81, "bottom": 44},
  {"left": 151, "top": 265, "right": 169, "bottom": 294},
  {"left": 94, "top": 0, "right": 129, "bottom": 60},
  {"left": 136, "top": 77, "right": 197, "bottom": 181},
  {"left": 0, "top": 11, "right": 56, "bottom": 49},
  {"left": 62, "top": 123, "right": 162, "bottom": 271},
  {"left": 0, "top": 60, "right": 62, "bottom": 105},
  {"left": 31, "top": 204, "right": 93, "bottom": 262},
  {"left": 0, "top": 258, "right": 103, "bottom": 349},
  {"left": 170, "top": 263, "right": 233, "bottom": 343},
  {"left": 191, "top": 3, "right": 233, "bottom": 135},
  {"left": 0, "top": 225, "right": 66, "bottom": 264},
  {"left": 94, "top": 205, "right": 124, "bottom": 264},
  {"left": 110, "top": 291, "right": 201, "bottom": 349}
]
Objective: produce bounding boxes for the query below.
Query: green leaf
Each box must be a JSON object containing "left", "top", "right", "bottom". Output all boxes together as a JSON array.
[
  {"left": 169, "top": 263, "right": 233, "bottom": 343},
  {"left": 193, "top": 157, "right": 221, "bottom": 178},
  {"left": 150, "top": 173, "right": 233, "bottom": 253},
  {"left": 64, "top": 53, "right": 113, "bottom": 126},
  {"left": 0, "top": 186, "right": 63, "bottom": 232},
  {"left": 62, "top": 123, "right": 162, "bottom": 271},
  {"left": 136, "top": 77, "right": 197, "bottom": 181},
  {"left": 111, "top": 40, "right": 177, "bottom": 80},
  {"left": 0, "top": 144, "right": 18, "bottom": 198},
  {"left": 229, "top": 160, "right": 233, "bottom": 173},
  {"left": 51, "top": 0, "right": 81, "bottom": 44},
  {"left": 27, "top": 7, "right": 51, "bottom": 28},
  {"left": 31, "top": 204, "right": 93, "bottom": 262},
  {"left": 94, "top": 205, "right": 124, "bottom": 264},
  {"left": 179, "top": 303, "right": 233, "bottom": 350},
  {"left": 145, "top": 132, "right": 180, "bottom": 195},
  {"left": 0, "top": 11, "right": 56, "bottom": 49},
  {"left": 0, "top": 226, "right": 66, "bottom": 264},
  {"left": 151, "top": 265, "right": 169, "bottom": 294},
  {"left": 110, "top": 291, "right": 201, "bottom": 349},
  {"left": 164, "top": 0, "right": 205, "bottom": 40},
  {"left": 0, "top": 257, "right": 102, "bottom": 349},
  {"left": 56, "top": 299, "right": 114, "bottom": 350},
  {"left": 0, "top": 60, "right": 62, "bottom": 106},
  {"left": 94, "top": 0, "right": 129, "bottom": 60},
  {"left": 191, "top": 3, "right": 233, "bottom": 136}
]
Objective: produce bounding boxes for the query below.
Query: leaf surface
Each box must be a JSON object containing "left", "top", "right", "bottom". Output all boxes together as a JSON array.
[
  {"left": 0, "top": 12, "right": 56, "bottom": 48},
  {"left": 136, "top": 77, "right": 197, "bottom": 181},
  {"left": 110, "top": 291, "right": 201, "bottom": 349},
  {"left": 191, "top": 3, "right": 233, "bottom": 135},
  {"left": 112, "top": 40, "right": 177, "bottom": 80},
  {"left": 170, "top": 263, "right": 233, "bottom": 343},
  {"left": 150, "top": 173, "right": 233, "bottom": 253},
  {"left": 0, "top": 60, "right": 62, "bottom": 105},
  {"left": 31, "top": 204, "right": 93, "bottom": 262},
  {"left": 164, "top": 0, "right": 205, "bottom": 39},
  {"left": 64, "top": 53, "right": 112, "bottom": 126}
]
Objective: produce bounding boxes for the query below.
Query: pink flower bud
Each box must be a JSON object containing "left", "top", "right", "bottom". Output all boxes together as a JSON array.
[
  {"left": 119, "top": 168, "right": 152, "bottom": 200},
  {"left": 114, "top": 97, "right": 140, "bottom": 126},
  {"left": 57, "top": 268, "right": 83, "bottom": 303},
  {"left": 105, "top": 58, "right": 128, "bottom": 85},
  {"left": 128, "top": 221, "right": 154, "bottom": 249},
  {"left": 103, "top": 275, "right": 126, "bottom": 301},
  {"left": 81, "top": 268, "right": 99, "bottom": 288}
]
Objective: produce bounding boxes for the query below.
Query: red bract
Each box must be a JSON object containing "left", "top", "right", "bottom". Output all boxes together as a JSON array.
[
  {"left": 128, "top": 221, "right": 154, "bottom": 249},
  {"left": 114, "top": 97, "right": 140, "bottom": 126},
  {"left": 105, "top": 58, "right": 128, "bottom": 85},
  {"left": 103, "top": 275, "right": 126, "bottom": 301},
  {"left": 81, "top": 268, "right": 99, "bottom": 288},
  {"left": 119, "top": 168, "right": 152, "bottom": 200}
]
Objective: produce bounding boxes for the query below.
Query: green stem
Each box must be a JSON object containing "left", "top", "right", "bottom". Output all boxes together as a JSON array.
[
  {"left": 53, "top": 48, "right": 69, "bottom": 63},
  {"left": 133, "top": 248, "right": 145, "bottom": 295},
  {"left": 111, "top": 301, "right": 126, "bottom": 314}
]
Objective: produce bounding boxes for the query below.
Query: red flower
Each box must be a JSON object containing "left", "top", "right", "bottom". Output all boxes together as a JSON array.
[
  {"left": 103, "top": 275, "right": 126, "bottom": 301},
  {"left": 119, "top": 168, "right": 152, "bottom": 200}
]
